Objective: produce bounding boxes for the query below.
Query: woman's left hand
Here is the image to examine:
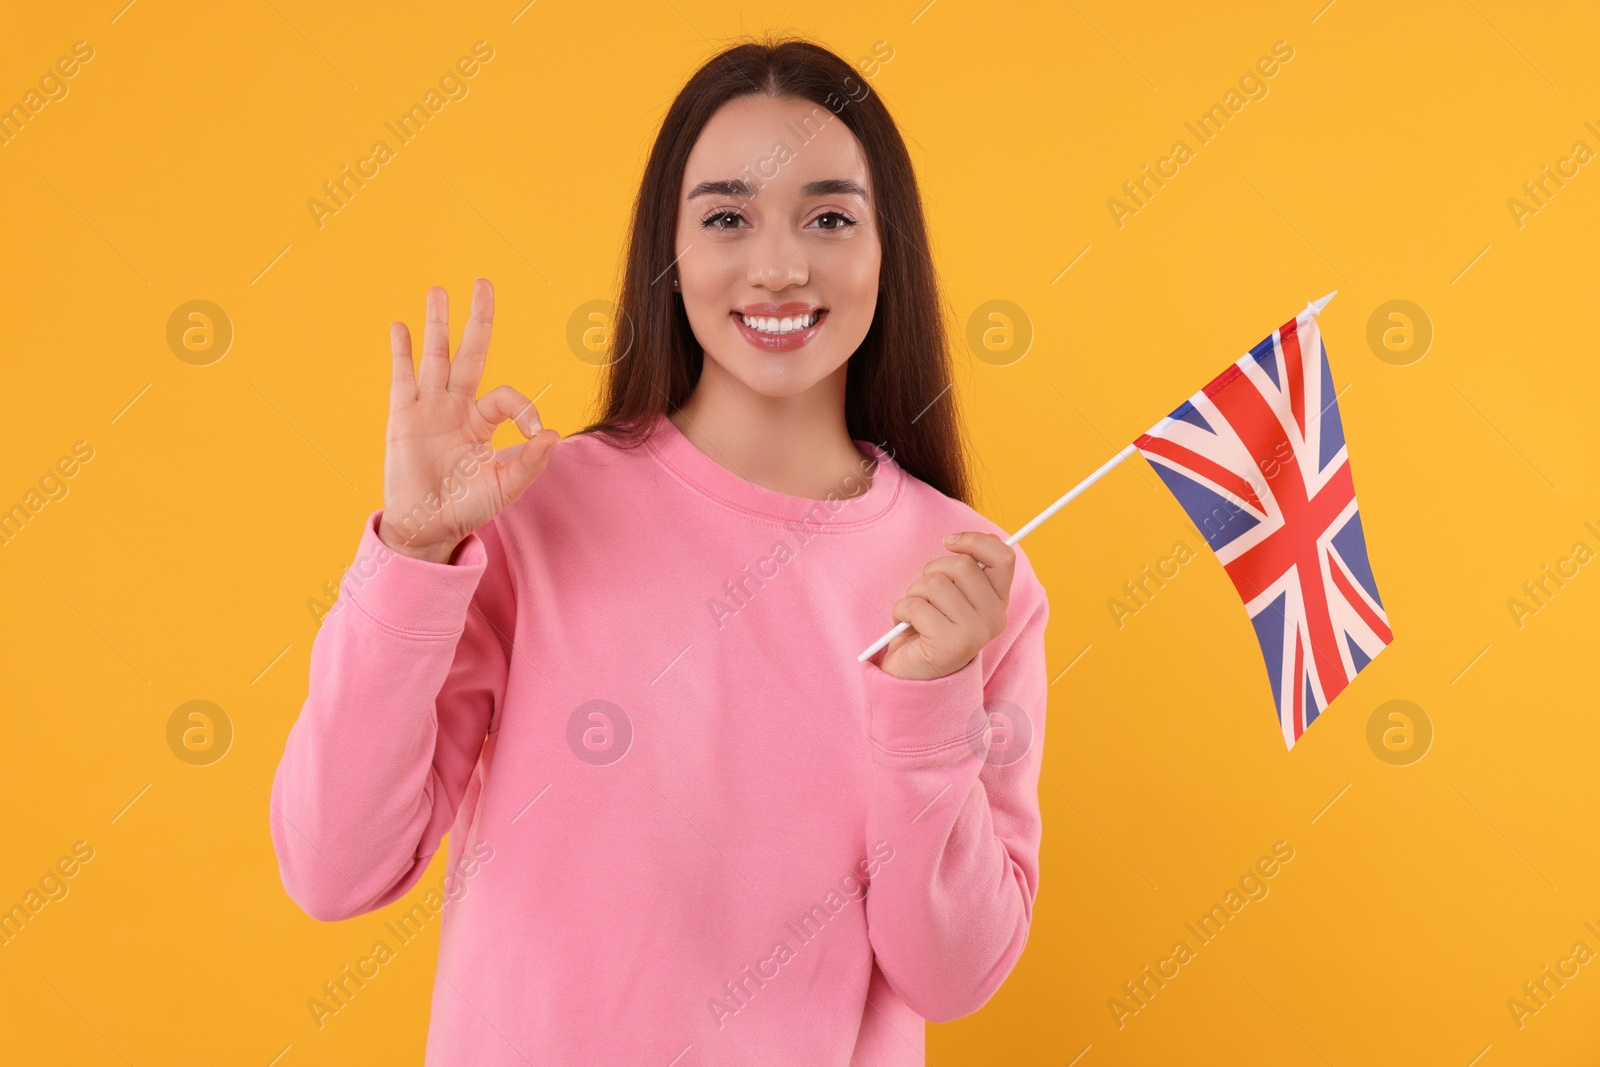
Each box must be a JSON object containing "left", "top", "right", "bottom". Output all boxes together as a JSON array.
[{"left": 877, "top": 532, "right": 1016, "bottom": 681}]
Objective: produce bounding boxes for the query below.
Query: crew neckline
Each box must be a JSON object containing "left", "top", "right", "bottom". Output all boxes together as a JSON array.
[{"left": 642, "top": 412, "right": 903, "bottom": 531}]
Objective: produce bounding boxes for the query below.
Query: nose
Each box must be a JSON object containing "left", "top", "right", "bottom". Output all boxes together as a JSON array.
[{"left": 747, "top": 224, "right": 809, "bottom": 290}]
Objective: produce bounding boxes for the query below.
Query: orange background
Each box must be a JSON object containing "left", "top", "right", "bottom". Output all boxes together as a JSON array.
[{"left": 3, "top": 1, "right": 1597, "bottom": 1063}]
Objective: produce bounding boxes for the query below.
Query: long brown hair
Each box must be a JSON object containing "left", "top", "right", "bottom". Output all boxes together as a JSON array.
[{"left": 573, "top": 33, "right": 972, "bottom": 506}]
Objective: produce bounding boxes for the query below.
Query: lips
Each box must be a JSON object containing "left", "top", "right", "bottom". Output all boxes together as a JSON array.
[{"left": 729, "top": 306, "right": 827, "bottom": 352}]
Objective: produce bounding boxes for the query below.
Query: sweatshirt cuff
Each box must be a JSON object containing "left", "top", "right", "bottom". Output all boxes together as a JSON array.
[
  {"left": 334, "top": 508, "right": 489, "bottom": 636},
  {"left": 863, "top": 653, "right": 988, "bottom": 756}
]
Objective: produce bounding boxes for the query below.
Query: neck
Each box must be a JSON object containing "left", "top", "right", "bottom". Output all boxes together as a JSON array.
[{"left": 667, "top": 363, "right": 873, "bottom": 502}]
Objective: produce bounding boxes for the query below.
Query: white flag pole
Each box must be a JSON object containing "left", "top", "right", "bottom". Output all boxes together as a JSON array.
[
  {"left": 855, "top": 290, "right": 1338, "bottom": 664},
  {"left": 855, "top": 437, "right": 1149, "bottom": 662},
  {"left": 1305, "top": 290, "right": 1338, "bottom": 319}
]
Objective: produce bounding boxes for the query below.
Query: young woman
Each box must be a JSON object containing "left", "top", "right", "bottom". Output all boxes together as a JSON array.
[{"left": 271, "top": 36, "right": 1050, "bottom": 1066}]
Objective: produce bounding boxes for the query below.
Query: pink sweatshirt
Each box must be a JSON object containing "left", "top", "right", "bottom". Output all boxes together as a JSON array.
[{"left": 270, "top": 411, "right": 1050, "bottom": 1065}]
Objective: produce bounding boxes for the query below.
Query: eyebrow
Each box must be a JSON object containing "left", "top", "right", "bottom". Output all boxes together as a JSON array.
[{"left": 686, "top": 177, "right": 869, "bottom": 201}]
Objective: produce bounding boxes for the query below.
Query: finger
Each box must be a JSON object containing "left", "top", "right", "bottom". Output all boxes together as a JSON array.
[
  {"left": 922, "top": 552, "right": 1005, "bottom": 618},
  {"left": 891, "top": 595, "right": 953, "bottom": 645},
  {"left": 449, "top": 278, "right": 494, "bottom": 397},
  {"left": 943, "top": 532, "right": 1016, "bottom": 602},
  {"left": 417, "top": 286, "right": 451, "bottom": 393},
  {"left": 501, "top": 429, "right": 560, "bottom": 502},
  {"left": 389, "top": 321, "right": 416, "bottom": 413},
  {"left": 475, "top": 385, "right": 543, "bottom": 439},
  {"left": 907, "top": 572, "right": 982, "bottom": 633}
]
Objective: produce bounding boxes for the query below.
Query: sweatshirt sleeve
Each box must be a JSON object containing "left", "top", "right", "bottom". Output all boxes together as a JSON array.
[
  {"left": 269, "top": 507, "right": 516, "bottom": 922},
  {"left": 860, "top": 557, "right": 1050, "bottom": 1023}
]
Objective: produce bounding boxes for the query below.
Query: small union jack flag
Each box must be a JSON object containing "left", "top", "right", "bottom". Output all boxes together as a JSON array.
[{"left": 1134, "top": 307, "right": 1392, "bottom": 749}]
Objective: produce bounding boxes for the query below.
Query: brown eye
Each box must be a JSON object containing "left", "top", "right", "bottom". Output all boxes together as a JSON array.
[
  {"left": 812, "top": 212, "right": 856, "bottom": 231},
  {"left": 701, "top": 210, "right": 746, "bottom": 231}
]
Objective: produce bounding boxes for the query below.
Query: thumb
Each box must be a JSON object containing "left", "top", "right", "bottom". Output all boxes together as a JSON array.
[{"left": 501, "top": 428, "right": 559, "bottom": 502}]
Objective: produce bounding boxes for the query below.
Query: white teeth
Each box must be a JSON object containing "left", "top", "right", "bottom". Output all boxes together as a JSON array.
[{"left": 740, "top": 312, "right": 819, "bottom": 334}]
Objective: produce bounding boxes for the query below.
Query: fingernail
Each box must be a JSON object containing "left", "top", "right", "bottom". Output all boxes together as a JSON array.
[{"left": 944, "top": 534, "right": 958, "bottom": 546}]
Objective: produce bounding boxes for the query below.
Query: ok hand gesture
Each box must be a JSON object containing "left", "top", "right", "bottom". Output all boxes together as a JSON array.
[{"left": 379, "top": 279, "right": 558, "bottom": 563}]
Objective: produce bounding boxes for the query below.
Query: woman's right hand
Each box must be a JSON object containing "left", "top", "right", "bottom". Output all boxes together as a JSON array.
[{"left": 379, "top": 278, "right": 559, "bottom": 563}]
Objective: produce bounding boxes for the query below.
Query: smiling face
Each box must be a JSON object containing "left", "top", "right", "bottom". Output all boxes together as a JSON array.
[{"left": 672, "top": 94, "right": 881, "bottom": 400}]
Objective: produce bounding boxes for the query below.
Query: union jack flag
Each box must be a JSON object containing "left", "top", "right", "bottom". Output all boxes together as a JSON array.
[{"left": 1133, "top": 308, "right": 1392, "bottom": 749}]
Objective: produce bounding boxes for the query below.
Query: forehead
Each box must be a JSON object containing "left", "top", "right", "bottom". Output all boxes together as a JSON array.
[{"left": 682, "top": 94, "right": 870, "bottom": 196}]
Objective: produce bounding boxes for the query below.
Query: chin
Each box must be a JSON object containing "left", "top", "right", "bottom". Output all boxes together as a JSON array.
[{"left": 738, "top": 362, "right": 828, "bottom": 397}]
